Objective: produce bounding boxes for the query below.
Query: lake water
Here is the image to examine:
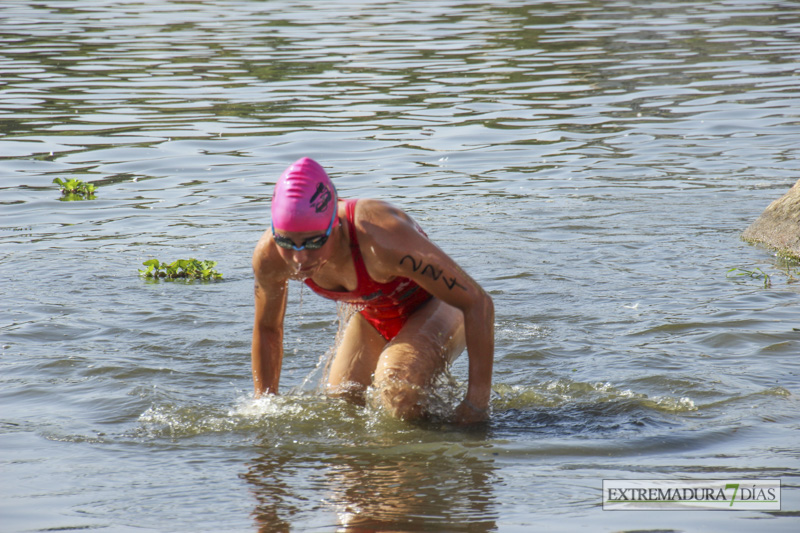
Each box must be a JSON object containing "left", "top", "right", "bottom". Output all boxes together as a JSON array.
[{"left": 2, "top": 0, "right": 799, "bottom": 531}]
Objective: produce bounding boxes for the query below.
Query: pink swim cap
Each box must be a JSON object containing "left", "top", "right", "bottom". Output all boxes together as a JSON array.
[{"left": 271, "top": 157, "right": 338, "bottom": 233}]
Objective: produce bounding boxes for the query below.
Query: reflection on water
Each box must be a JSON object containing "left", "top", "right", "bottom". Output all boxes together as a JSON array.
[
  {"left": 243, "top": 445, "right": 497, "bottom": 532},
  {"left": 2, "top": 0, "right": 800, "bottom": 531},
  {"left": 130, "top": 377, "right": 769, "bottom": 529}
]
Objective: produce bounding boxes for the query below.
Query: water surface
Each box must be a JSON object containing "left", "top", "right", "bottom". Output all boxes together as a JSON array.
[{"left": 2, "top": 0, "right": 799, "bottom": 531}]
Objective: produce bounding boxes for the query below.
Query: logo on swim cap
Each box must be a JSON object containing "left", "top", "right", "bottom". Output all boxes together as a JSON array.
[
  {"left": 309, "top": 182, "right": 333, "bottom": 214},
  {"left": 271, "top": 157, "right": 337, "bottom": 233}
]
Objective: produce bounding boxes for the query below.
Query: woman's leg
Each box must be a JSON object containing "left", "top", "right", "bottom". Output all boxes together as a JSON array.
[
  {"left": 327, "top": 311, "right": 386, "bottom": 405},
  {"left": 372, "top": 298, "right": 466, "bottom": 420}
]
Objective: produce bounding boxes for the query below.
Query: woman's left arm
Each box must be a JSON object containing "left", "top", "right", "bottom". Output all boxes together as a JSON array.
[{"left": 360, "top": 201, "right": 495, "bottom": 423}]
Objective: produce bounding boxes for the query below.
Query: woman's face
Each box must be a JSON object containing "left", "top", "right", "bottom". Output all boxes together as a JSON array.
[{"left": 272, "top": 225, "right": 338, "bottom": 277}]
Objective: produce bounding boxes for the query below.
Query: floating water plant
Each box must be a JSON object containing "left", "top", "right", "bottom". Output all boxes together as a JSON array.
[
  {"left": 775, "top": 254, "right": 800, "bottom": 284},
  {"left": 726, "top": 267, "right": 771, "bottom": 288},
  {"left": 53, "top": 177, "right": 96, "bottom": 200},
  {"left": 139, "top": 258, "right": 223, "bottom": 281}
]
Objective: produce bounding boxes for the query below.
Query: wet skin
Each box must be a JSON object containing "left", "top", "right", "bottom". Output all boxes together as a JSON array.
[{"left": 251, "top": 199, "right": 494, "bottom": 424}]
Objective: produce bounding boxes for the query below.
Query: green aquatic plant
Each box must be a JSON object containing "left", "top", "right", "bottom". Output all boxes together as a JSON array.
[
  {"left": 774, "top": 254, "right": 800, "bottom": 284},
  {"left": 53, "top": 177, "right": 97, "bottom": 200},
  {"left": 726, "top": 267, "right": 771, "bottom": 288},
  {"left": 139, "top": 258, "right": 223, "bottom": 281}
]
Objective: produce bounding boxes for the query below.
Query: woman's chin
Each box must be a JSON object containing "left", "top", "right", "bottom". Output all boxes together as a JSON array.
[{"left": 293, "top": 262, "right": 324, "bottom": 278}]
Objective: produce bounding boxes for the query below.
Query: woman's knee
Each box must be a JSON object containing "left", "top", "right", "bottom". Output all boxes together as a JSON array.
[
  {"left": 372, "top": 373, "right": 425, "bottom": 421},
  {"left": 328, "top": 380, "right": 369, "bottom": 406},
  {"left": 371, "top": 348, "right": 436, "bottom": 420}
]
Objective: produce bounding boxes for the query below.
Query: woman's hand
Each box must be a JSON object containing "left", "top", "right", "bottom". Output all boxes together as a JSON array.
[{"left": 453, "top": 398, "right": 490, "bottom": 425}]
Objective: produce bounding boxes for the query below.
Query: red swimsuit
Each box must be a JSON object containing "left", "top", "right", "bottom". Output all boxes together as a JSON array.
[{"left": 304, "top": 199, "right": 433, "bottom": 341}]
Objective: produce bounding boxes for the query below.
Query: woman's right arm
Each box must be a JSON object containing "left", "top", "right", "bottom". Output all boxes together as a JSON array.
[{"left": 251, "top": 240, "right": 289, "bottom": 397}]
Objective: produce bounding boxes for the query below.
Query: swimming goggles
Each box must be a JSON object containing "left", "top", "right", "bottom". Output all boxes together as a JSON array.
[{"left": 271, "top": 207, "right": 337, "bottom": 251}]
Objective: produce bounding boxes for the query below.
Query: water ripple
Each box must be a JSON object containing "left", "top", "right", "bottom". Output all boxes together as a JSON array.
[{"left": 3, "top": 1, "right": 800, "bottom": 531}]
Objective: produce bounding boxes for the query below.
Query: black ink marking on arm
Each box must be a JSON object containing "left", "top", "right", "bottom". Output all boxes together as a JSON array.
[
  {"left": 400, "top": 254, "right": 422, "bottom": 272},
  {"left": 421, "top": 264, "right": 442, "bottom": 281},
  {"left": 443, "top": 276, "right": 468, "bottom": 291},
  {"left": 399, "top": 254, "right": 467, "bottom": 291}
]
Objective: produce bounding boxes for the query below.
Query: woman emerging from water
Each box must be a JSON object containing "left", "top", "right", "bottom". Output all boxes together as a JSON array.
[{"left": 251, "top": 157, "right": 494, "bottom": 425}]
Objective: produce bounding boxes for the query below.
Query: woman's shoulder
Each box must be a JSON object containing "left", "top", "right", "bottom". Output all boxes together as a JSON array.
[
  {"left": 351, "top": 198, "right": 409, "bottom": 229},
  {"left": 252, "top": 229, "right": 290, "bottom": 281},
  {"left": 351, "top": 199, "right": 428, "bottom": 262}
]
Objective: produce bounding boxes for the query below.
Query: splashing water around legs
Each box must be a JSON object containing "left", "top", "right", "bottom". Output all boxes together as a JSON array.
[
  {"left": 327, "top": 298, "right": 466, "bottom": 422},
  {"left": 289, "top": 295, "right": 468, "bottom": 423},
  {"left": 290, "top": 301, "right": 361, "bottom": 396}
]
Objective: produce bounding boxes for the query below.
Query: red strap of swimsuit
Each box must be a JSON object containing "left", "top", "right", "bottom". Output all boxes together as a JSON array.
[{"left": 345, "top": 199, "right": 369, "bottom": 291}]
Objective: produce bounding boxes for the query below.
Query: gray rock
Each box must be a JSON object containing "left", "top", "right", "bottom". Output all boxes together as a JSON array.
[{"left": 742, "top": 179, "right": 800, "bottom": 260}]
